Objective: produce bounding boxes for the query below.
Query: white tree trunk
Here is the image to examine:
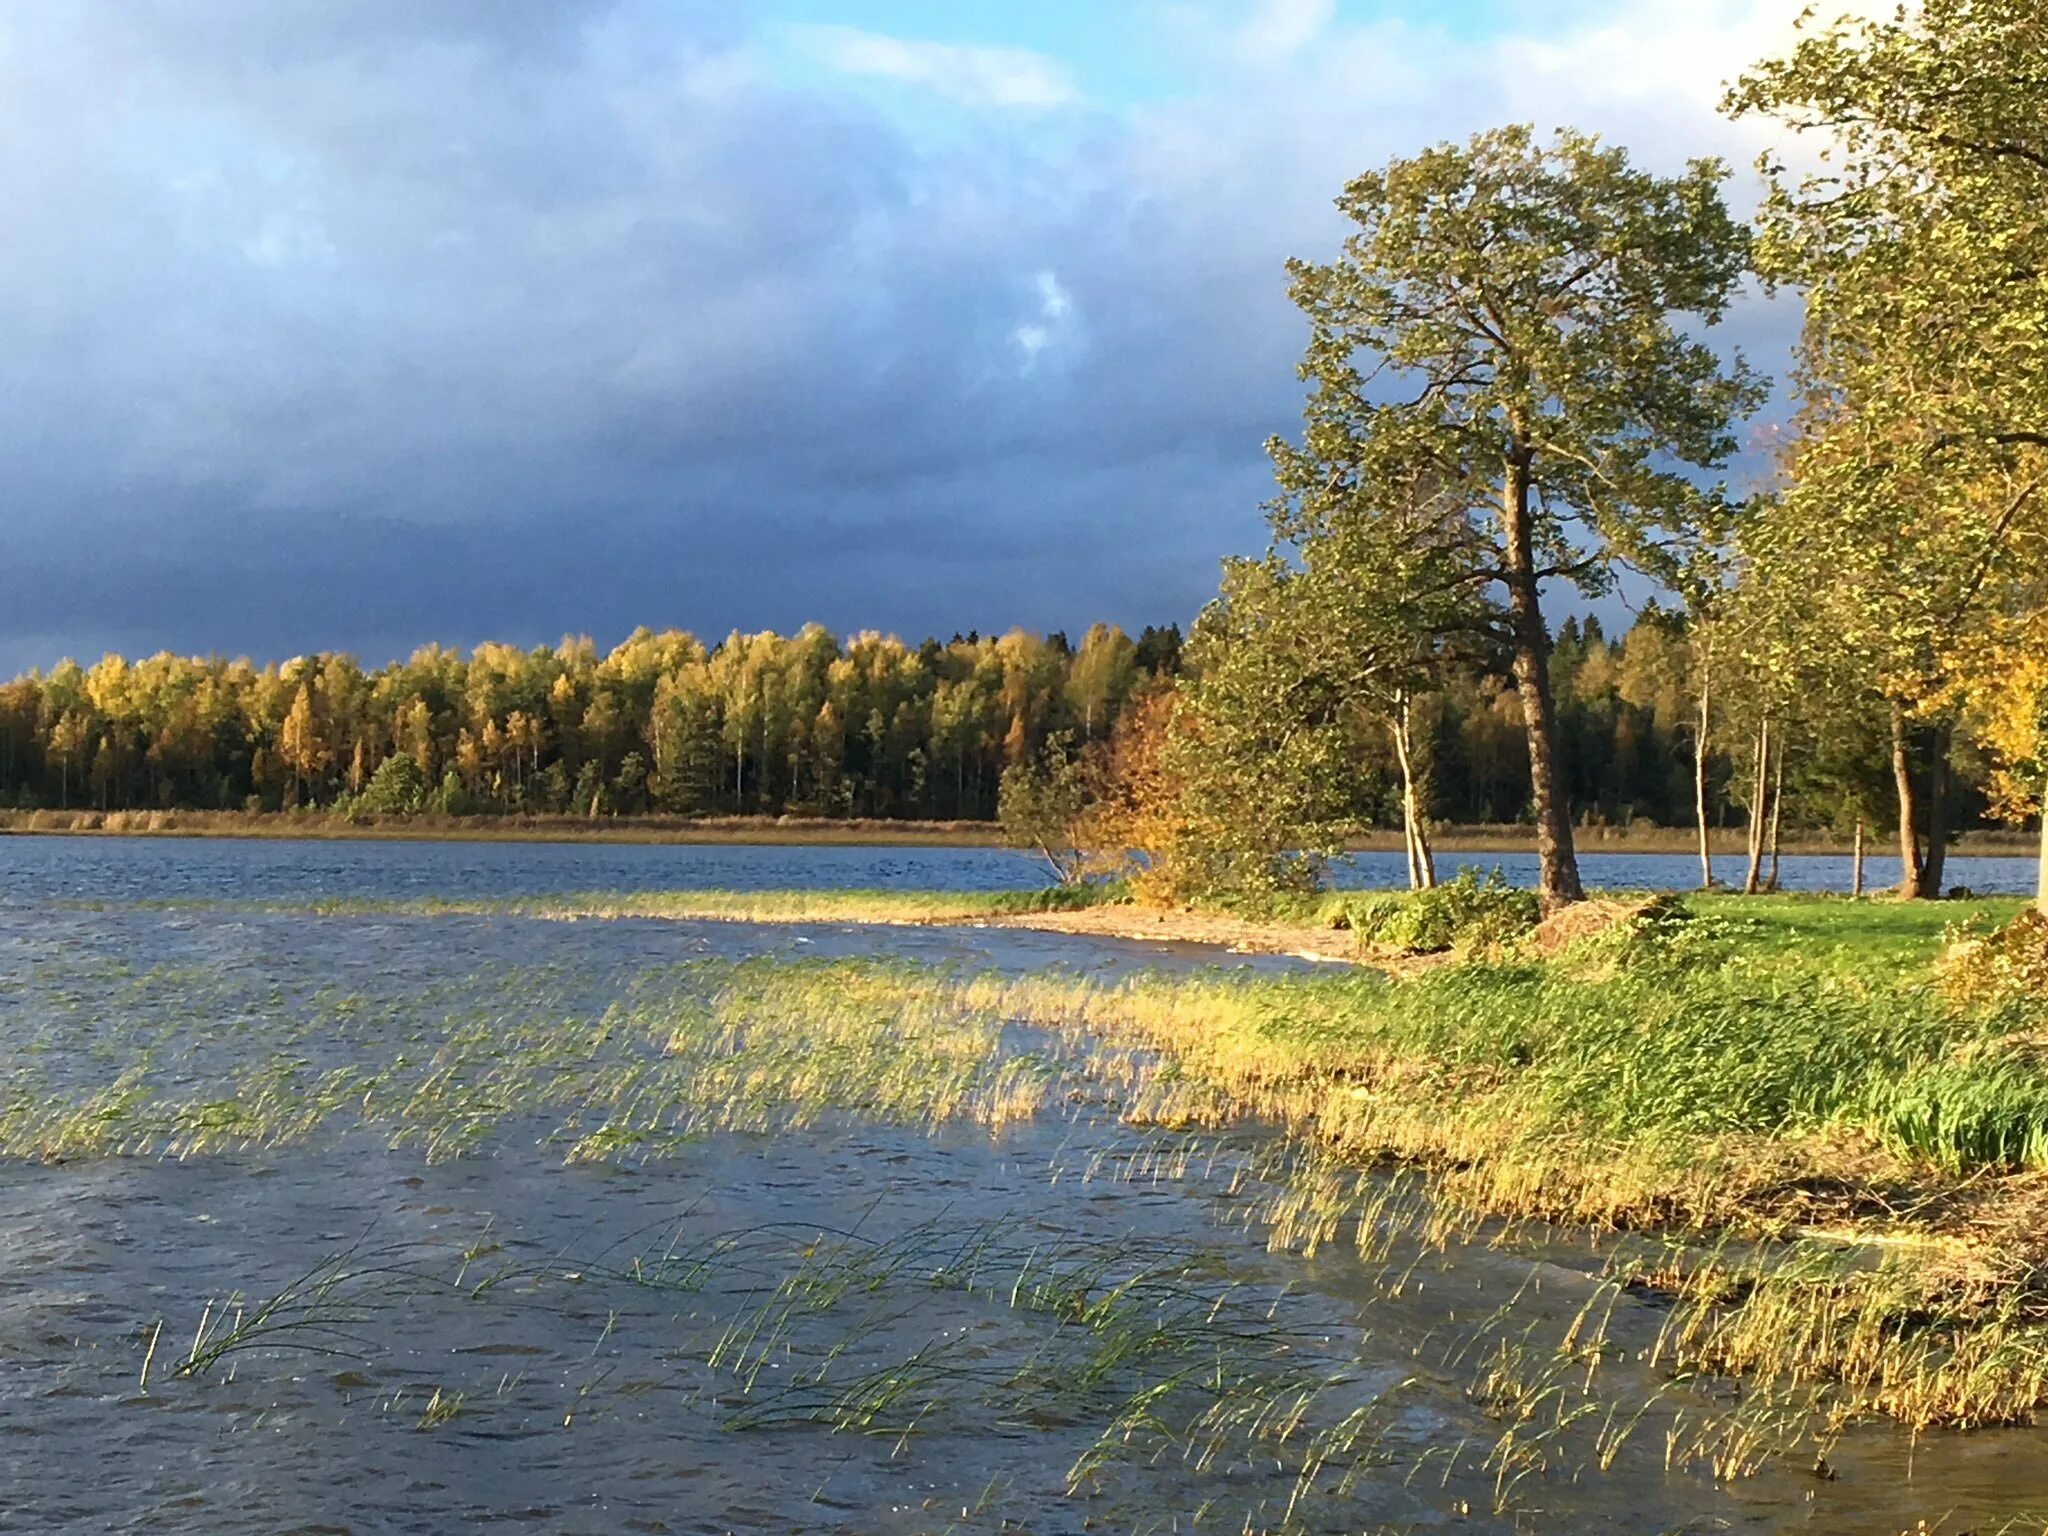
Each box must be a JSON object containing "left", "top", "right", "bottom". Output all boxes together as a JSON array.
[
  {"left": 1694, "top": 657, "right": 1713, "bottom": 890},
  {"left": 1765, "top": 738, "right": 1785, "bottom": 891},
  {"left": 2037, "top": 777, "right": 2048, "bottom": 917},
  {"left": 1391, "top": 696, "right": 1435, "bottom": 891},
  {"left": 1742, "top": 715, "right": 1770, "bottom": 895}
]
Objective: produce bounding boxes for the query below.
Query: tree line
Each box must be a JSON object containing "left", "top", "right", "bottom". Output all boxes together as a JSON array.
[
  {"left": 0, "top": 626, "right": 1182, "bottom": 822},
  {"left": 1, "top": 608, "right": 1970, "bottom": 837}
]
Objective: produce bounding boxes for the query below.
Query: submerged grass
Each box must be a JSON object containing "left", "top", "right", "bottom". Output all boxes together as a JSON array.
[{"left": 268, "top": 882, "right": 1125, "bottom": 927}]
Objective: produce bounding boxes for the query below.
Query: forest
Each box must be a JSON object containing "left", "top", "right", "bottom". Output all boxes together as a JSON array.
[{"left": 0, "top": 605, "right": 2010, "bottom": 848}]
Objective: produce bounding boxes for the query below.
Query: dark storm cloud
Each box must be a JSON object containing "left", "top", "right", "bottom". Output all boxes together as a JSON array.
[
  {"left": 0, "top": 1, "right": 1798, "bottom": 671},
  {"left": 0, "top": 1, "right": 1320, "bottom": 670}
]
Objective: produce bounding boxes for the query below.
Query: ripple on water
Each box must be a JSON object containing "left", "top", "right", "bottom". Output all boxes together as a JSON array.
[{"left": 1, "top": 884, "right": 2046, "bottom": 1532}]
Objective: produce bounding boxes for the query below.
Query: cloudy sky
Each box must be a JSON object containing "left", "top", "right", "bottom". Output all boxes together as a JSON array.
[{"left": 0, "top": 0, "right": 1830, "bottom": 672}]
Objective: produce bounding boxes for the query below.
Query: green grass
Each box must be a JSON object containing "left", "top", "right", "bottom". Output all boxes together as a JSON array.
[{"left": 1688, "top": 891, "right": 2030, "bottom": 970}]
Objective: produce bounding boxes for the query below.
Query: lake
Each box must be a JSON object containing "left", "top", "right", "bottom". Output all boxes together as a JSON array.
[
  {"left": 2, "top": 835, "right": 2045, "bottom": 1533},
  {"left": 0, "top": 830, "right": 2036, "bottom": 904}
]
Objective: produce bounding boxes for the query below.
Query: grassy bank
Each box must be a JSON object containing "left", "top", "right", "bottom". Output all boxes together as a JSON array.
[
  {"left": 680, "top": 894, "right": 2048, "bottom": 1429},
  {"left": 28, "top": 871, "right": 2048, "bottom": 1437},
  {"left": 2, "top": 803, "right": 2034, "bottom": 857}
]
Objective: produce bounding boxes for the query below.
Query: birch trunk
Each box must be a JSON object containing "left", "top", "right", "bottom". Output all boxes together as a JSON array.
[
  {"left": 1742, "top": 715, "right": 1770, "bottom": 895},
  {"left": 1694, "top": 652, "right": 1713, "bottom": 890},
  {"left": 1765, "top": 738, "right": 1785, "bottom": 891},
  {"left": 1922, "top": 719, "right": 1953, "bottom": 897},
  {"left": 1390, "top": 696, "right": 1436, "bottom": 892},
  {"left": 1891, "top": 700, "right": 1924, "bottom": 899}
]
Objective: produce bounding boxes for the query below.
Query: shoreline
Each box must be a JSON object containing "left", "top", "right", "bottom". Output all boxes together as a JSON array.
[
  {"left": 974, "top": 906, "right": 1369, "bottom": 963},
  {"left": 292, "top": 890, "right": 1369, "bottom": 963},
  {"left": 0, "top": 808, "right": 2035, "bottom": 858}
]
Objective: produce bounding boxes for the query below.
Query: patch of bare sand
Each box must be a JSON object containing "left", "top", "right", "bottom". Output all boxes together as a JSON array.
[{"left": 974, "top": 906, "right": 1366, "bottom": 964}]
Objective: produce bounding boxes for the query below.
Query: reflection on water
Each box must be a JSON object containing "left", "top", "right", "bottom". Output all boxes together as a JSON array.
[{"left": 1, "top": 857, "right": 2045, "bottom": 1532}]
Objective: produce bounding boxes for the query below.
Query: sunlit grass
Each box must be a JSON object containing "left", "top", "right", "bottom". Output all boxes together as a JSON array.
[{"left": 239, "top": 883, "right": 1126, "bottom": 927}]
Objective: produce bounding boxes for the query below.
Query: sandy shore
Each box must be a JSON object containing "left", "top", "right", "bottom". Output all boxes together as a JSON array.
[{"left": 975, "top": 906, "right": 1365, "bottom": 963}]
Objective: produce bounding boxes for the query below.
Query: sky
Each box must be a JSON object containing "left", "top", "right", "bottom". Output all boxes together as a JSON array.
[{"left": 0, "top": 0, "right": 1839, "bottom": 673}]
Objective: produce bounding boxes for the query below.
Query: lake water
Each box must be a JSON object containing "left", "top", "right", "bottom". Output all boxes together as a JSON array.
[
  {"left": 0, "top": 831, "right": 2037, "bottom": 904},
  {"left": 2, "top": 836, "right": 2046, "bottom": 1533}
]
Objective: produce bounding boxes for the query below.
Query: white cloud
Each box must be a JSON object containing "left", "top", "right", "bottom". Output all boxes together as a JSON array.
[
  {"left": 790, "top": 24, "right": 1076, "bottom": 109},
  {"left": 1013, "top": 269, "right": 1077, "bottom": 373},
  {"left": 1238, "top": 0, "right": 1336, "bottom": 60}
]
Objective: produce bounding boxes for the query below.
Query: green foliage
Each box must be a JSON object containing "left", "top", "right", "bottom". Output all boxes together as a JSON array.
[
  {"left": 1283, "top": 124, "right": 1761, "bottom": 596},
  {"left": 1727, "top": 0, "right": 2048, "bottom": 904},
  {"left": 1323, "top": 869, "right": 1539, "bottom": 954},
  {"left": 1876, "top": 1053, "right": 2048, "bottom": 1173},
  {"left": 354, "top": 752, "right": 430, "bottom": 816},
  {"left": 432, "top": 768, "right": 471, "bottom": 817},
  {"left": 996, "top": 734, "right": 1094, "bottom": 885}
]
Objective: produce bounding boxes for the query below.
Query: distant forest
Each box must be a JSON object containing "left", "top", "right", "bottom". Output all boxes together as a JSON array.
[{"left": 0, "top": 613, "right": 2002, "bottom": 834}]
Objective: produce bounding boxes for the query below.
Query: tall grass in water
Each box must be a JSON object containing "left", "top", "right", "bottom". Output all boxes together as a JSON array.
[
  {"left": 705, "top": 909, "right": 2048, "bottom": 1428},
  {"left": 270, "top": 883, "right": 1122, "bottom": 926},
  {"left": 15, "top": 888, "right": 2048, "bottom": 1432}
]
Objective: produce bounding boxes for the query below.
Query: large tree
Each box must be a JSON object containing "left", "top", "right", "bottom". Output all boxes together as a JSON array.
[
  {"left": 1277, "top": 132, "right": 1761, "bottom": 909},
  {"left": 1729, "top": 0, "right": 2048, "bottom": 897},
  {"left": 1281, "top": 126, "right": 1761, "bottom": 907}
]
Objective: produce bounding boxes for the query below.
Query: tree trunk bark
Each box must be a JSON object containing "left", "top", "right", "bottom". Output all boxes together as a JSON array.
[
  {"left": 2037, "top": 782, "right": 2048, "bottom": 917},
  {"left": 1501, "top": 452, "right": 1583, "bottom": 909},
  {"left": 1391, "top": 695, "right": 1435, "bottom": 892},
  {"left": 1694, "top": 652, "right": 1713, "bottom": 891},
  {"left": 1922, "top": 718, "right": 1953, "bottom": 897},
  {"left": 1742, "top": 715, "right": 1769, "bottom": 895},
  {"left": 1891, "top": 700, "right": 1925, "bottom": 899},
  {"left": 1852, "top": 819, "right": 1865, "bottom": 898},
  {"left": 1765, "top": 737, "right": 1785, "bottom": 891}
]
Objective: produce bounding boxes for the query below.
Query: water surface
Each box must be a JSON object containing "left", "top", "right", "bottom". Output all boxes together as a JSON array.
[
  {"left": 2, "top": 843, "right": 2045, "bottom": 1533},
  {"left": 0, "top": 831, "right": 2036, "bottom": 903}
]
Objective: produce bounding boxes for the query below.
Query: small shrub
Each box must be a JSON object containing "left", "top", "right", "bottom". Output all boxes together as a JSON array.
[
  {"left": 1938, "top": 909, "right": 2048, "bottom": 1009},
  {"left": 998, "top": 880, "right": 1133, "bottom": 914},
  {"left": 1329, "top": 870, "right": 1538, "bottom": 954},
  {"left": 357, "top": 753, "right": 431, "bottom": 816},
  {"left": 1569, "top": 893, "right": 1759, "bottom": 971}
]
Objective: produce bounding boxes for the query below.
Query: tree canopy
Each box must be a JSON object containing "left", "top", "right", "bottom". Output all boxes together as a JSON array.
[{"left": 1277, "top": 125, "right": 1762, "bottom": 905}]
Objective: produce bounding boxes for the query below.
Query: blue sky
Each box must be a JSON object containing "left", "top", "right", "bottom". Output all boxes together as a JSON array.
[{"left": 0, "top": 0, "right": 1821, "bottom": 671}]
